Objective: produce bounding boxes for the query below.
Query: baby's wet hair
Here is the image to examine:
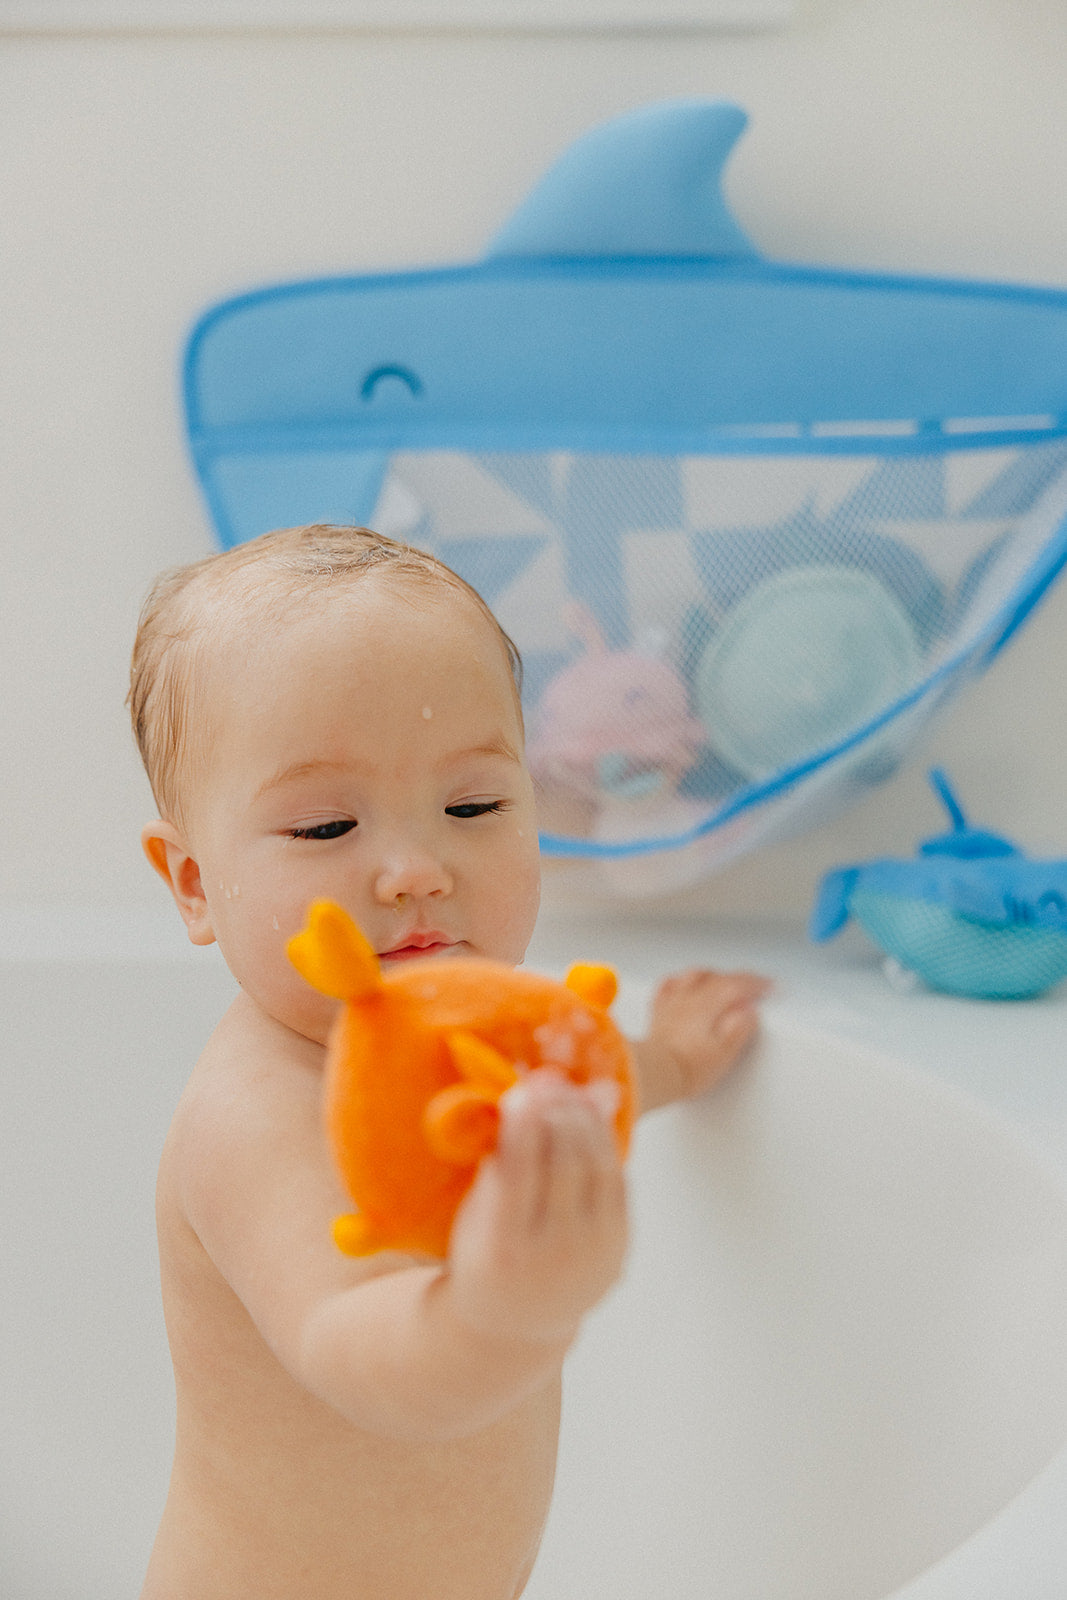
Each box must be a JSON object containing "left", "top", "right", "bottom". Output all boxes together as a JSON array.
[{"left": 128, "top": 523, "right": 523, "bottom": 832}]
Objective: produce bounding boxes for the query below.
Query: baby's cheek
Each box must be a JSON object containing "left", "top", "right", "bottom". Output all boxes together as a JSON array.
[
  {"left": 500, "top": 854, "right": 542, "bottom": 961},
  {"left": 210, "top": 889, "right": 284, "bottom": 984}
]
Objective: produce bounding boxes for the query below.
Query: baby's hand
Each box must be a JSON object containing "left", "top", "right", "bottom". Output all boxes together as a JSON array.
[
  {"left": 446, "top": 1069, "right": 628, "bottom": 1347},
  {"left": 632, "top": 968, "right": 771, "bottom": 1113}
]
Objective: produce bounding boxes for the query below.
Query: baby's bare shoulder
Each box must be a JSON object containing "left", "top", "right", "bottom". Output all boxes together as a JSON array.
[
  {"left": 157, "top": 994, "right": 408, "bottom": 1354},
  {"left": 163, "top": 995, "right": 324, "bottom": 1193},
  {"left": 159, "top": 996, "right": 342, "bottom": 1278}
]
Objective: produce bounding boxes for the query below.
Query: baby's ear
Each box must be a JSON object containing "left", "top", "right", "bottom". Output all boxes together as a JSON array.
[{"left": 141, "top": 821, "right": 216, "bottom": 946}]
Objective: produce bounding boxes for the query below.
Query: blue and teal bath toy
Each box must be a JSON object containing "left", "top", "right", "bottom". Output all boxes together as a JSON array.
[{"left": 811, "top": 769, "right": 1067, "bottom": 999}]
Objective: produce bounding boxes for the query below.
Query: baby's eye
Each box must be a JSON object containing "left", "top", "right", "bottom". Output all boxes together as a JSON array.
[
  {"left": 445, "top": 800, "right": 508, "bottom": 819},
  {"left": 288, "top": 820, "right": 357, "bottom": 841}
]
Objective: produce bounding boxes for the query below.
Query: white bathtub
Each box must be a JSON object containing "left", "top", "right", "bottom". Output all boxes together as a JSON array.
[
  {"left": 1, "top": 926, "right": 238, "bottom": 1599},
  {"left": 3, "top": 908, "right": 1067, "bottom": 1599}
]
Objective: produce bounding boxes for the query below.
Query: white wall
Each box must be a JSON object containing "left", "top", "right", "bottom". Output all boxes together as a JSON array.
[{"left": 3, "top": 0, "right": 1067, "bottom": 928}]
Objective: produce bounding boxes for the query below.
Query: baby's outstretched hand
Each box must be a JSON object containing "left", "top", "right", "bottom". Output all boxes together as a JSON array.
[
  {"left": 446, "top": 1069, "right": 628, "bottom": 1348},
  {"left": 632, "top": 968, "right": 771, "bottom": 1113}
]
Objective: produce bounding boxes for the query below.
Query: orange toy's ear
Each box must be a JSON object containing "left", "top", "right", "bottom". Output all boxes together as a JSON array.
[
  {"left": 564, "top": 962, "right": 618, "bottom": 1011},
  {"left": 287, "top": 901, "right": 381, "bottom": 1001}
]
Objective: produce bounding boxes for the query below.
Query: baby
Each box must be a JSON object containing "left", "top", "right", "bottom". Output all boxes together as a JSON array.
[{"left": 129, "top": 523, "right": 767, "bottom": 1600}]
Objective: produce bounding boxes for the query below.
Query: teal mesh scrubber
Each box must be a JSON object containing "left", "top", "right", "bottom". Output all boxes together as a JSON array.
[{"left": 811, "top": 770, "right": 1067, "bottom": 999}]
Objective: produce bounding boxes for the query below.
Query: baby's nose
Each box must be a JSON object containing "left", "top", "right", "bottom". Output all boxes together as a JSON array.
[{"left": 373, "top": 846, "right": 453, "bottom": 906}]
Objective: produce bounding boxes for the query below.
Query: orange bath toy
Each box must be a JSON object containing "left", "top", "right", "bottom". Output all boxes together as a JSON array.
[{"left": 288, "top": 900, "right": 637, "bottom": 1259}]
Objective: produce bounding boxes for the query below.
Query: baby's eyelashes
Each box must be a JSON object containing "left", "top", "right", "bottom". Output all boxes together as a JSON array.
[
  {"left": 286, "top": 799, "right": 509, "bottom": 837},
  {"left": 285, "top": 798, "right": 511, "bottom": 838},
  {"left": 288, "top": 819, "right": 357, "bottom": 841},
  {"left": 445, "top": 800, "right": 509, "bottom": 819}
]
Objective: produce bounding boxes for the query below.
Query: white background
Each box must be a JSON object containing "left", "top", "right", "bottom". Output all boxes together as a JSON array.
[
  {"left": 2, "top": 0, "right": 1066, "bottom": 926},
  {"left": 0, "top": 2, "right": 795, "bottom": 28}
]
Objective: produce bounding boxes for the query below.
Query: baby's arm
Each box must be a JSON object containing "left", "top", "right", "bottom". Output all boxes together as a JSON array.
[
  {"left": 305, "top": 1070, "right": 626, "bottom": 1437},
  {"left": 630, "top": 967, "right": 771, "bottom": 1113},
  {"left": 174, "top": 1035, "right": 626, "bottom": 1444}
]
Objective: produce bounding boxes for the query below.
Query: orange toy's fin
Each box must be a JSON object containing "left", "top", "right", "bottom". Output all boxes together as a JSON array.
[
  {"left": 444, "top": 1029, "right": 519, "bottom": 1092},
  {"left": 287, "top": 900, "right": 380, "bottom": 1001},
  {"left": 565, "top": 962, "right": 618, "bottom": 1011},
  {"left": 333, "top": 1212, "right": 390, "bottom": 1256},
  {"left": 424, "top": 1083, "right": 503, "bottom": 1165}
]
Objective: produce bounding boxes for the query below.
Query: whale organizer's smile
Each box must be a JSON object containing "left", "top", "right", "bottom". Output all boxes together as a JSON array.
[{"left": 183, "top": 100, "right": 1067, "bottom": 892}]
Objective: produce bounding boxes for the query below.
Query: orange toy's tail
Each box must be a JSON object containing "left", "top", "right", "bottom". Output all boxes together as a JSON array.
[{"left": 287, "top": 901, "right": 381, "bottom": 1001}]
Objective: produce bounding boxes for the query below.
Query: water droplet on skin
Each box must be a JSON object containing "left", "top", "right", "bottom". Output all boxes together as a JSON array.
[
  {"left": 232, "top": 885, "right": 240, "bottom": 897},
  {"left": 422, "top": 705, "right": 433, "bottom": 720},
  {"left": 272, "top": 916, "right": 280, "bottom": 931}
]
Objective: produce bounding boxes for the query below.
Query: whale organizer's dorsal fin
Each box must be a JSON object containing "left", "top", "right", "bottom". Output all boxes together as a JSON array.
[{"left": 485, "top": 98, "right": 759, "bottom": 263}]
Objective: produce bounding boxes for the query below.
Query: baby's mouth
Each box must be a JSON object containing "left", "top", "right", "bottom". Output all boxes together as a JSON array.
[{"left": 378, "top": 935, "right": 461, "bottom": 964}]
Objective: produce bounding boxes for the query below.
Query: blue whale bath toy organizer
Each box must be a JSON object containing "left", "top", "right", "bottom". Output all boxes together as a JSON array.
[{"left": 183, "top": 100, "right": 1067, "bottom": 895}]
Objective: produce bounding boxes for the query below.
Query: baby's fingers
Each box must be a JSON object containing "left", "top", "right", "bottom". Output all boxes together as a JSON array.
[
  {"left": 655, "top": 969, "right": 770, "bottom": 1053},
  {"left": 493, "top": 1078, "right": 551, "bottom": 1233},
  {"left": 715, "top": 998, "right": 761, "bottom": 1047},
  {"left": 452, "top": 1072, "right": 629, "bottom": 1342},
  {"left": 499, "top": 1073, "right": 621, "bottom": 1228},
  {"left": 658, "top": 968, "right": 770, "bottom": 1011},
  {"left": 542, "top": 1089, "right": 622, "bottom": 1226}
]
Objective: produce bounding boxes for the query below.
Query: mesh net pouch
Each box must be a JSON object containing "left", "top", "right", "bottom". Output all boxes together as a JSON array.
[{"left": 358, "top": 440, "right": 1067, "bottom": 892}]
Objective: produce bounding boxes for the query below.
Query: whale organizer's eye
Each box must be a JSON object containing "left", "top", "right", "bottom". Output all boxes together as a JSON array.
[{"left": 360, "top": 365, "right": 423, "bottom": 401}]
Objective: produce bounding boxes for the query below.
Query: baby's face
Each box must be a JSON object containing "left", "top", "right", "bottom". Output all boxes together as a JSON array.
[{"left": 180, "top": 577, "right": 541, "bottom": 1042}]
